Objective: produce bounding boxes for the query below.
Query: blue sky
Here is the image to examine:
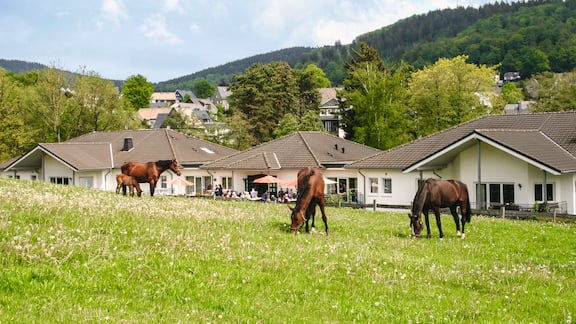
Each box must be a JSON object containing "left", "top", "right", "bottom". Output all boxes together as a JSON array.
[{"left": 1, "top": 0, "right": 499, "bottom": 83}]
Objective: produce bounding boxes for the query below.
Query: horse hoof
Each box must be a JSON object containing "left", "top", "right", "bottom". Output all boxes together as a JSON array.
[
  {"left": 461, "top": 233, "right": 466, "bottom": 239},
  {"left": 457, "top": 231, "right": 462, "bottom": 237}
]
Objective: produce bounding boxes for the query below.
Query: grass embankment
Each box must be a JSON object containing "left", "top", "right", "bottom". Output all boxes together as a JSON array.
[{"left": 0, "top": 178, "right": 574, "bottom": 322}]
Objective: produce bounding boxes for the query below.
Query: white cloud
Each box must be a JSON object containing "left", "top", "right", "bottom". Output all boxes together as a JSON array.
[
  {"left": 99, "top": 0, "right": 128, "bottom": 25},
  {"left": 141, "top": 14, "right": 181, "bottom": 45},
  {"left": 163, "top": 0, "right": 180, "bottom": 12}
]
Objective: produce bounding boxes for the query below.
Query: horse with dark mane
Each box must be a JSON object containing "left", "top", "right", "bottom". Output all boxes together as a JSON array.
[
  {"left": 409, "top": 178, "right": 471, "bottom": 239},
  {"left": 289, "top": 167, "right": 328, "bottom": 234},
  {"left": 115, "top": 173, "right": 142, "bottom": 197},
  {"left": 121, "top": 159, "right": 182, "bottom": 196}
]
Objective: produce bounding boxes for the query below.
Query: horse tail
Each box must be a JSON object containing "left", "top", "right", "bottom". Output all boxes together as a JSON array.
[
  {"left": 465, "top": 196, "right": 472, "bottom": 223},
  {"left": 463, "top": 184, "right": 472, "bottom": 223}
]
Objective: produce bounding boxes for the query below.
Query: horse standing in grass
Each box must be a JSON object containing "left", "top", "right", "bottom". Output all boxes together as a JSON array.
[
  {"left": 115, "top": 173, "right": 142, "bottom": 197},
  {"left": 121, "top": 159, "right": 182, "bottom": 197},
  {"left": 289, "top": 167, "right": 328, "bottom": 234},
  {"left": 409, "top": 178, "right": 471, "bottom": 239}
]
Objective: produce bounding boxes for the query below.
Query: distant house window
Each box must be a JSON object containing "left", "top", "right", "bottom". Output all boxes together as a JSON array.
[
  {"left": 535, "top": 183, "right": 554, "bottom": 201},
  {"left": 160, "top": 176, "right": 167, "bottom": 189},
  {"left": 324, "top": 120, "right": 339, "bottom": 133},
  {"left": 382, "top": 178, "right": 392, "bottom": 194},
  {"left": 50, "top": 177, "right": 70, "bottom": 185},
  {"left": 30, "top": 175, "right": 37, "bottom": 181},
  {"left": 221, "top": 177, "right": 233, "bottom": 190},
  {"left": 79, "top": 176, "right": 94, "bottom": 188},
  {"left": 369, "top": 178, "right": 378, "bottom": 193}
]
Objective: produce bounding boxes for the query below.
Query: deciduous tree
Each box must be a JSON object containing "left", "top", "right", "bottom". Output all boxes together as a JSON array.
[
  {"left": 339, "top": 43, "right": 412, "bottom": 149},
  {"left": 122, "top": 74, "right": 154, "bottom": 110},
  {"left": 408, "top": 55, "right": 497, "bottom": 138}
]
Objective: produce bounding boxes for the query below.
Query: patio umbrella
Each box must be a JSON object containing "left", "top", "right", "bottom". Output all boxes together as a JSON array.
[
  {"left": 253, "top": 175, "right": 284, "bottom": 184},
  {"left": 282, "top": 178, "right": 298, "bottom": 187},
  {"left": 166, "top": 177, "right": 194, "bottom": 186},
  {"left": 166, "top": 177, "right": 194, "bottom": 195},
  {"left": 283, "top": 177, "right": 336, "bottom": 187},
  {"left": 253, "top": 175, "right": 284, "bottom": 196}
]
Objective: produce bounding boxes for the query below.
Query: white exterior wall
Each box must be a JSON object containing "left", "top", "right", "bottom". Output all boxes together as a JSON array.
[
  {"left": 356, "top": 170, "right": 445, "bottom": 207},
  {"left": 2, "top": 170, "right": 39, "bottom": 180},
  {"left": 454, "top": 143, "right": 574, "bottom": 214},
  {"left": 43, "top": 156, "right": 74, "bottom": 182}
]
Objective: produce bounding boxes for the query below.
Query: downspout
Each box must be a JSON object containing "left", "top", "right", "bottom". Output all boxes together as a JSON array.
[
  {"left": 207, "top": 169, "right": 215, "bottom": 199},
  {"left": 477, "top": 139, "right": 483, "bottom": 210},
  {"left": 543, "top": 170, "right": 548, "bottom": 204},
  {"left": 105, "top": 168, "right": 112, "bottom": 191},
  {"left": 358, "top": 169, "right": 367, "bottom": 206},
  {"left": 41, "top": 154, "right": 46, "bottom": 182}
]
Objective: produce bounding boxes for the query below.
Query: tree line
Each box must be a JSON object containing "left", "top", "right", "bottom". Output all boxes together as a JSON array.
[{"left": 0, "top": 67, "right": 147, "bottom": 162}]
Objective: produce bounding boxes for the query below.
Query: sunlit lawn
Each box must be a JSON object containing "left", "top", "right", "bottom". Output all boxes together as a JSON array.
[{"left": 0, "top": 178, "right": 574, "bottom": 323}]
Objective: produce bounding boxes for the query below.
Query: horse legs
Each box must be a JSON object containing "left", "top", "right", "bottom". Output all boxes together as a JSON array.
[
  {"left": 149, "top": 180, "right": 156, "bottom": 197},
  {"left": 305, "top": 204, "right": 316, "bottom": 233},
  {"left": 459, "top": 206, "right": 467, "bottom": 239},
  {"left": 318, "top": 200, "right": 328, "bottom": 234},
  {"left": 450, "top": 206, "right": 462, "bottom": 237},
  {"left": 134, "top": 182, "right": 142, "bottom": 197},
  {"left": 422, "top": 210, "right": 431, "bottom": 239},
  {"left": 433, "top": 207, "right": 444, "bottom": 239}
]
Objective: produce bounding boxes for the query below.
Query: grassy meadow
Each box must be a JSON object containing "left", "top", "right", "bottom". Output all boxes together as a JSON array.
[{"left": 0, "top": 178, "right": 575, "bottom": 323}]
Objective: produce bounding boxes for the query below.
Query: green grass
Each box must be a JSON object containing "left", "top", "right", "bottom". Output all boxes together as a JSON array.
[{"left": 0, "top": 178, "right": 575, "bottom": 323}]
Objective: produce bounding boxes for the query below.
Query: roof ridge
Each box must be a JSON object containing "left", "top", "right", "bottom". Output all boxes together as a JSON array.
[
  {"left": 298, "top": 132, "right": 323, "bottom": 167},
  {"left": 475, "top": 128, "right": 539, "bottom": 132},
  {"left": 164, "top": 129, "right": 178, "bottom": 160},
  {"left": 539, "top": 130, "right": 576, "bottom": 161}
]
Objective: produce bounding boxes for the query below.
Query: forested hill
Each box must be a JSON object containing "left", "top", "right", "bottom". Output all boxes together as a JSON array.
[
  {"left": 157, "top": 0, "right": 572, "bottom": 90},
  {"left": 155, "top": 47, "right": 313, "bottom": 90},
  {"left": 0, "top": 59, "right": 46, "bottom": 74},
  {"left": 354, "top": 0, "right": 552, "bottom": 64}
]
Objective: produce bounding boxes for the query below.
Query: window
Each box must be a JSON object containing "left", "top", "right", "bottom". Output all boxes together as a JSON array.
[
  {"left": 160, "top": 176, "right": 167, "bottom": 189},
  {"left": 221, "top": 177, "right": 233, "bottom": 190},
  {"left": 50, "top": 177, "right": 70, "bottom": 185},
  {"left": 382, "top": 178, "right": 392, "bottom": 194},
  {"left": 535, "top": 183, "right": 554, "bottom": 201},
  {"left": 78, "top": 176, "right": 94, "bottom": 188},
  {"left": 369, "top": 178, "right": 378, "bottom": 193},
  {"left": 488, "top": 183, "right": 515, "bottom": 206}
]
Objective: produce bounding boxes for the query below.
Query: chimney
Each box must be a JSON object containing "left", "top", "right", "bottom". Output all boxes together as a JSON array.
[{"left": 122, "top": 137, "right": 133, "bottom": 151}]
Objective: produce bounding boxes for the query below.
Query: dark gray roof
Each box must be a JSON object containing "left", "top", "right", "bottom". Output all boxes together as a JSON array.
[
  {"left": 347, "top": 112, "right": 576, "bottom": 174},
  {"left": 5, "top": 129, "right": 238, "bottom": 171},
  {"left": 201, "top": 131, "right": 381, "bottom": 170}
]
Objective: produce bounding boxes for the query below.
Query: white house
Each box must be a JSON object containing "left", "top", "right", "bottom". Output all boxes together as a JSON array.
[
  {"left": 3, "top": 112, "right": 576, "bottom": 214},
  {"left": 200, "top": 131, "right": 382, "bottom": 200},
  {"left": 1, "top": 129, "right": 237, "bottom": 196},
  {"left": 346, "top": 112, "right": 576, "bottom": 215}
]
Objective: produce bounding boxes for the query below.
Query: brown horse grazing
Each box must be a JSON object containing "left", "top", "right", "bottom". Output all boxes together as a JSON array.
[
  {"left": 289, "top": 167, "right": 328, "bottom": 234},
  {"left": 409, "top": 178, "right": 471, "bottom": 239},
  {"left": 115, "top": 173, "right": 142, "bottom": 197},
  {"left": 121, "top": 159, "right": 182, "bottom": 196}
]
